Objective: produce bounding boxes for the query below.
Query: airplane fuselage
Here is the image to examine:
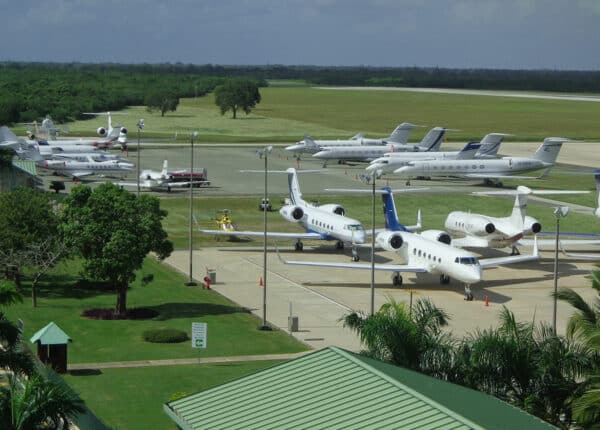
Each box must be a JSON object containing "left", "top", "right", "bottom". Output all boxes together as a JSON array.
[
  {"left": 313, "top": 144, "right": 426, "bottom": 161},
  {"left": 394, "top": 156, "right": 550, "bottom": 177},
  {"left": 292, "top": 206, "right": 367, "bottom": 244},
  {"left": 445, "top": 212, "right": 525, "bottom": 248}
]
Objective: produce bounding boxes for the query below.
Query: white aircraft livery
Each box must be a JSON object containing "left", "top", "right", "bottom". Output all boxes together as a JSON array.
[
  {"left": 200, "top": 168, "right": 368, "bottom": 260},
  {"left": 278, "top": 187, "right": 538, "bottom": 300}
]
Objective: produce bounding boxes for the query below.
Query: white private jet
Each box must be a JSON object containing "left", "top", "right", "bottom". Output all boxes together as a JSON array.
[
  {"left": 278, "top": 186, "right": 539, "bottom": 300},
  {"left": 446, "top": 185, "right": 590, "bottom": 255},
  {"left": 393, "top": 137, "right": 568, "bottom": 186},
  {"left": 117, "top": 160, "right": 210, "bottom": 192},
  {"left": 38, "top": 158, "right": 134, "bottom": 179},
  {"left": 366, "top": 141, "right": 481, "bottom": 175},
  {"left": 49, "top": 112, "right": 128, "bottom": 149},
  {"left": 200, "top": 167, "right": 372, "bottom": 261},
  {"left": 285, "top": 122, "right": 418, "bottom": 154},
  {"left": 312, "top": 126, "right": 448, "bottom": 166}
]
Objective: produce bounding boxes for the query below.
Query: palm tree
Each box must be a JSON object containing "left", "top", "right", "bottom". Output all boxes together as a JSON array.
[
  {"left": 0, "top": 281, "right": 34, "bottom": 376},
  {"left": 556, "top": 271, "right": 600, "bottom": 428},
  {"left": 342, "top": 298, "right": 455, "bottom": 377}
]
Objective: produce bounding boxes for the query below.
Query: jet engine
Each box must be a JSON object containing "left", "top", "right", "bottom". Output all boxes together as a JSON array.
[
  {"left": 120, "top": 127, "right": 128, "bottom": 135},
  {"left": 523, "top": 216, "right": 541, "bottom": 234},
  {"left": 279, "top": 205, "right": 304, "bottom": 222},
  {"left": 97, "top": 127, "right": 107, "bottom": 137},
  {"left": 319, "top": 204, "right": 345, "bottom": 216},
  {"left": 421, "top": 229, "right": 452, "bottom": 245},
  {"left": 376, "top": 231, "right": 405, "bottom": 251}
]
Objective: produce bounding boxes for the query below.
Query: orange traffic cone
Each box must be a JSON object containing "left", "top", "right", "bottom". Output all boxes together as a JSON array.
[
  {"left": 484, "top": 295, "right": 489, "bottom": 307},
  {"left": 259, "top": 277, "right": 263, "bottom": 287}
]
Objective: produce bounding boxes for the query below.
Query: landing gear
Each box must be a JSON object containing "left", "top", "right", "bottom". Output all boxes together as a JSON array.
[
  {"left": 294, "top": 240, "right": 304, "bottom": 252},
  {"left": 406, "top": 179, "right": 411, "bottom": 186},
  {"left": 464, "top": 284, "right": 474, "bottom": 301},
  {"left": 322, "top": 161, "right": 328, "bottom": 168},
  {"left": 440, "top": 274, "right": 450, "bottom": 285},
  {"left": 351, "top": 248, "right": 360, "bottom": 262},
  {"left": 392, "top": 272, "right": 403, "bottom": 287},
  {"left": 335, "top": 240, "right": 344, "bottom": 250},
  {"left": 483, "top": 178, "right": 503, "bottom": 188},
  {"left": 510, "top": 245, "right": 520, "bottom": 256}
]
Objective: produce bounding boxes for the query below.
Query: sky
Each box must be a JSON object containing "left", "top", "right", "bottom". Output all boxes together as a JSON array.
[{"left": 1, "top": 0, "right": 599, "bottom": 70}]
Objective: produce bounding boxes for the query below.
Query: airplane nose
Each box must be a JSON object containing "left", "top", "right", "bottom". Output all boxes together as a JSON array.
[{"left": 354, "top": 231, "right": 367, "bottom": 244}]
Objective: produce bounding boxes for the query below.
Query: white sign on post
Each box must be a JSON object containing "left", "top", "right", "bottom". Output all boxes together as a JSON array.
[{"left": 191, "top": 322, "right": 207, "bottom": 349}]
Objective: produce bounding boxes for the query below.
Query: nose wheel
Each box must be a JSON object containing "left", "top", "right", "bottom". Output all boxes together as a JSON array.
[
  {"left": 294, "top": 240, "right": 304, "bottom": 251},
  {"left": 464, "top": 284, "right": 474, "bottom": 301},
  {"left": 392, "top": 272, "right": 403, "bottom": 287},
  {"left": 440, "top": 274, "right": 450, "bottom": 285},
  {"left": 351, "top": 248, "right": 360, "bottom": 262}
]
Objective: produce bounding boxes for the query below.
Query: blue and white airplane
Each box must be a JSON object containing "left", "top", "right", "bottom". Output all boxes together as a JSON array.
[
  {"left": 278, "top": 187, "right": 538, "bottom": 299},
  {"left": 200, "top": 168, "right": 373, "bottom": 261}
]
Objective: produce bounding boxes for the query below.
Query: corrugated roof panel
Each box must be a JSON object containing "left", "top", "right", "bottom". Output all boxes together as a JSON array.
[
  {"left": 29, "top": 322, "right": 70, "bottom": 345},
  {"left": 165, "top": 347, "right": 491, "bottom": 430}
]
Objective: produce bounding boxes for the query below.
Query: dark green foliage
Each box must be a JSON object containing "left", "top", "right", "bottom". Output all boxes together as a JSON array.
[
  {"left": 142, "top": 328, "right": 188, "bottom": 343},
  {"left": 61, "top": 183, "right": 173, "bottom": 316},
  {"left": 49, "top": 181, "right": 65, "bottom": 194},
  {"left": 214, "top": 78, "right": 262, "bottom": 119},
  {"left": 144, "top": 92, "right": 180, "bottom": 117}
]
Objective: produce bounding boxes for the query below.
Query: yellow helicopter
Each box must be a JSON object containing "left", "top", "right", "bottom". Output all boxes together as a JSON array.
[{"left": 213, "top": 209, "right": 238, "bottom": 234}]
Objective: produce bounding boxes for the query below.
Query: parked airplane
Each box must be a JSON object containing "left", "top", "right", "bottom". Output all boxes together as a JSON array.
[
  {"left": 312, "top": 126, "right": 448, "bottom": 165},
  {"left": 117, "top": 160, "right": 210, "bottom": 191},
  {"left": 49, "top": 112, "right": 127, "bottom": 149},
  {"left": 285, "top": 123, "right": 417, "bottom": 154},
  {"left": 200, "top": 167, "right": 370, "bottom": 260},
  {"left": 446, "top": 185, "right": 589, "bottom": 255},
  {"left": 366, "top": 142, "right": 481, "bottom": 175},
  {"left": 278, "top": 187, "right": 539, "bottom": 300},
  {"left": 38, "top": 158, "right": 134, "bottom": 179},
  {"left": 393, "top": 137, "right": 568, "bottom": 185}
]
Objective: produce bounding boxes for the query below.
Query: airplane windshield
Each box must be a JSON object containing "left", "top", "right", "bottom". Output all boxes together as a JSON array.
[
  {"left": 457, "top": 257, "right": 478, "bottom": 265},
  {"left": 346, "top": 224, "right": 364, "bottom": 231}
]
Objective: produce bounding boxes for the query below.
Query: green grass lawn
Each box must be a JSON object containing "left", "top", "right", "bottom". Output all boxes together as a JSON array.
[
  {"left": 64, "top": 361, "right": 281, "bottom": 430},
  {"left": 27, "top": 86, "right": 600, "bottom": 143},
  {"left": 7, "top": 258, "right": 307, "bottom": 364}
]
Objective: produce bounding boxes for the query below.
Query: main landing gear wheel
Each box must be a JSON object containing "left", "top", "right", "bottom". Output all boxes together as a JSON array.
[
  {"left": 511, "top": 246, "right": 520, "bottom": 256},
  {"left": 392, "top": 272, "right": 403, "bottom": 287},
  {"left": 351, "top": 250, "right": 360, "bottom": 262},
  {"left": 335, "top": 241, "right": 344, "bottom": 250},
  {"left": 295, "top": 240, "right": 304, "bottom": 251},
  {"left": 440, "top": 274, "right": 450, "bottom": 285}
]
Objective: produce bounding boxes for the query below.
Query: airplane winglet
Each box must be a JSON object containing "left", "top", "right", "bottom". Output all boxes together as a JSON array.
[{"left": 533, "top": 235, "right": 539, "bottom": 257}]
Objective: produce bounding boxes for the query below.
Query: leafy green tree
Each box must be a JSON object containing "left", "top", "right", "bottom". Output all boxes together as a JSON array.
[
  {"left": 0, "top": 280, "right": 34, "bottom": 376},
  {"left": 0, "top": 188, "right": 60, "bottom": 290},
  {"left": 61, "top": 183, "right": 173, "bottom": 316},
  {"left": 214, "top": 78, "right": 261, "bottom": 119},
  {"left": 144, "top": 92, "right": 180, "bottom": 116}
]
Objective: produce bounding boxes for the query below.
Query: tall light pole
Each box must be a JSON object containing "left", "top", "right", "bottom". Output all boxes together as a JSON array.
[
  {"left": 258, "top": 146, "right": 273, "bottom": 331},
  {"left": 136, "top": 119, "right": 144, "bottom": 197},
  {"left": 370, "top": 173, "right": 376, "bottom": 316},
  {"left": 185, "top": 131, "right": 199, "bottom": 287},
  {"left": 552, "top": 205, "right": 569, "bottom": 334}
]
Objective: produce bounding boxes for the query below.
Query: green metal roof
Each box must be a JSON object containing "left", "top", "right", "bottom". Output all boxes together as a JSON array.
[
  {"left": 164, "top": 347, "right": 557, "bottom": 430},
  {"left": 11, "top": 159, "right": 38, "bottom": 176},
  {"left": 30, "top": 322, "right": 71, "bottom": 345}
]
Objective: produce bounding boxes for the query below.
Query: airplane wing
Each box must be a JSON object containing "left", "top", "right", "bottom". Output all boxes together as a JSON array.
[
  {"left": 70, "top": 171, "right": 94, "bottom": 178},
  {"left": 519, "top": 238, "right": 600, "bottom": 247},
  {"left": 451, "top": 236, "right": 491, "bottom": 248},
  {"left": 479, "top": 237, "right": 539, "bottom": 268},
  {"left": 559, "top": 242, "right": 600, "bottom": 260},
  {"left": 164, "top": 180, "right": 211, "bottom": 187},
  {"left": 463, "top": 173, "right": 541, "bottom": 179},
  {"left": 199, "top": 229, "right": 325, "bottom": 240}
]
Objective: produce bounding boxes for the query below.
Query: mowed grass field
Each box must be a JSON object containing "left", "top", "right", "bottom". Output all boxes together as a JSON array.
[{"left": 54, "top": 85, "right": 600, "bottom": 142}]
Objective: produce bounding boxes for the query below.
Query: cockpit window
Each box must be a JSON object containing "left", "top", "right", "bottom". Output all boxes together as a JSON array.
[
  {"left": 458, "top": 257, "right": 478, "bottom": 265},
  {"left": 346, "top": 224, "right": 364, "bottom": 231}
]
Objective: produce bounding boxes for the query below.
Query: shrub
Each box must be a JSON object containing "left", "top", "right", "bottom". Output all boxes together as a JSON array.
[{"left": 142, "top": 328, "right": 188, "bottom": 343}]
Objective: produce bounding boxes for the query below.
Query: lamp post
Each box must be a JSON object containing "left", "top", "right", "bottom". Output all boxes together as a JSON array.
[
  {"left": 552, "top": 205, "right": 569, "bottom": 334},
  {"left": 258, "top": 146, "right": 273, "bottom": 331},
  {"left": 136, "top": 119, "right": 144, "bottom": 197},
  {"left": 185, "top": 131, "right": 199, "bottom": 287},
  {"left": 370, "top": 173, "right": 376, "bottom": 316}
]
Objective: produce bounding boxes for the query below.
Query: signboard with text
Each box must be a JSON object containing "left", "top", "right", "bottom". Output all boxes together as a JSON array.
[{"left": 191, "top": 322, "right": 207, "bottom": 349}]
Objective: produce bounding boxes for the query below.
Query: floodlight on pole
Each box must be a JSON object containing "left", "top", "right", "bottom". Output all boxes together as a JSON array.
[
  {"left": 552, "top": 205, "right": 569, "bottom": 334},
  {"left": 185, "top": 131, "right": 199, "bottom": 287},
  {"left": 258, "top": 145, "right": 273, "bottom": 331},
  {"left": 136, "top": 119, "right": 144, "bottom": 197}
]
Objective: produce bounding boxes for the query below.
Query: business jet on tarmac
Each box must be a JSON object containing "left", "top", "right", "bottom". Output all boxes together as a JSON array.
[
  {"left": 38, "top": 158, "right": 134, "bottom": 179},
  {"left": 446, "top": 185, "right": 590, "bottom": 255},
  {"left": 50, "top": 112, "right": 127, "bottom": 149},
  {"left": 393, "top": 137, "right": 568, "bottom": 186},
  {"left": 117, "top": 160, "right": 210, "bottom": 192},
  {"left": 278, "top": 187, "right": 538, "bottom": 300},
  {"left": 312, "top": 126, "right": 448, "bottom": 166},
  {"left": 285, "top": 122, "right": 418, "bottom": 154},
  {"left": 200, "top": 168, "right": 375, "bottom": 261}
]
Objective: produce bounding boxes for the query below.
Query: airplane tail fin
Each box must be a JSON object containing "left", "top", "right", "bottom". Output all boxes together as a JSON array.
[
  {"left": 287, "top": 168, "right": 306, "bottom": 206},
  {"left": 0, "top": 126, "right": 20, "bottom": 145},
  {"left": 160, "top": 160, "right": 168, "bottom": 177},
  {"left": 476, "top": 133, "right": 509, "bottom": 157},
  {"left": 509, "top": 185, "right": 532, "bottom": 228},
  {"left": 531, "top": 137, "right": 567, "bottom": 164},
  {"left": 381, "top": 187, "right": 408, "bottom": 232},
  {"left": 418, "top": 127, "right": 446, "bottom": 151},
  {"left": 387, "top": 123, "right": 416, "bottom": 144},
  {"left": 303, "top": 135, "right": 319, "bottom": 149},
  {"left": 455, "top": 142, "right": 481, "bottom": 160}
]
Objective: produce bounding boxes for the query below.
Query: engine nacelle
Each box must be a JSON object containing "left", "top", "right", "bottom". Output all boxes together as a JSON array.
[
  {"left": 421, "top": 229, "right": 452, "bottom": 245},
  {"left": 279, "top": 205, "right": 304, "bottom": 222},
  {"left": 445, "top": 213, "right": 495, "bottom": 236},
  {"left": 523, "top": 216, "right": 541, "bottom": 234},
  {"left": 376, "top": 231, "right": 405, "bottom": 251},
  {"left": 120, "top": 127, "right": 128, "bottom": 135},
  {"left": 319, "top": 204, "right": 345, "bottom": 216},
  {"left": 97, "top": 127, "right": 107, "bottom": 137}
]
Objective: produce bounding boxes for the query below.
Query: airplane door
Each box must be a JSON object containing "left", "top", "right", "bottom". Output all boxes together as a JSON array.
[
  {"left": 421, "top": 163, "right": 429, "bottom": 175},
  {"left": 508, "top": 159, "right": 513, "bottom": 169}
]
